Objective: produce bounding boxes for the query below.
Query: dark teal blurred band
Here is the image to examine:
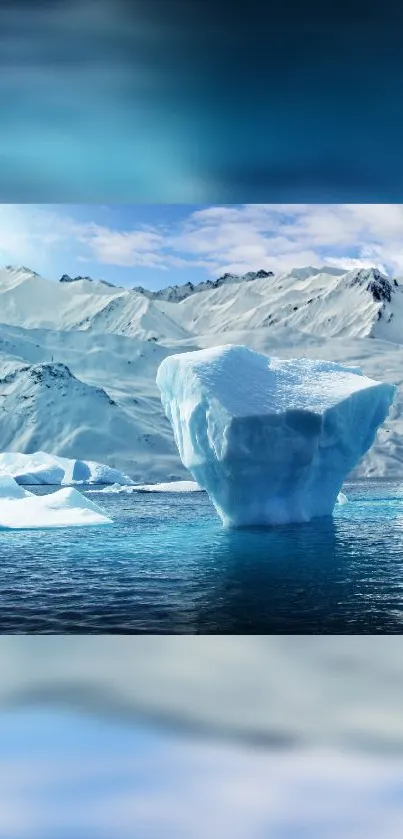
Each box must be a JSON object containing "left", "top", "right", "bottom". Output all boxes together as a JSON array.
[{"left": 1, "top": 0, "right": 403, "bottom": 201}]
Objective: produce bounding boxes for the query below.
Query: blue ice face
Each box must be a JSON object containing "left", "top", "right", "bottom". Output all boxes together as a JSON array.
[{"left": 156, "top": 345, "right": 396, "bottom": 526}]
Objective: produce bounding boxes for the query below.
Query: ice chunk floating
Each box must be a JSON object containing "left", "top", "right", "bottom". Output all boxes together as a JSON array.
[
  {"left": 91, "top": 480, "right": 203, "bottom": 495},
  {"left": 157, "top": 345, "right": 396, "bottom": 526},
  {"left": 0, "top": 476, "right": 112, "bottom": 529},
  {"left": 0, "top": 451, "right": 133, "bottom": 486}
]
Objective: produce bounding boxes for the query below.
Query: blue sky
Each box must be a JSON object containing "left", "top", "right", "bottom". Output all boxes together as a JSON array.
[
  {"left": 1, "top": 708, "right": 403, "bottom": 839},
  {"left": 1, "top": 204, "right": 403, "bottom": 290}
]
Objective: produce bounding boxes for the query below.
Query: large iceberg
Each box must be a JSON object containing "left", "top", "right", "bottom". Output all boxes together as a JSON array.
[
  {"left": 156, "top": 345, "right": 396, "bottom": 526},
  {"left": 0, "top": 475, "right": 112, "bottom": 529},
  {"left": 0, "top": 451, "right": 134, "bottom": 486}
]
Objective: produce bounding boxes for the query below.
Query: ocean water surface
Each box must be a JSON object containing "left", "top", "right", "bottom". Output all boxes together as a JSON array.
[{"left": 1, "top": 480, "right": 403, "bottom": 633}]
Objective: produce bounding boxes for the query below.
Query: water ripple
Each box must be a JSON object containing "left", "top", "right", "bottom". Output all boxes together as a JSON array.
[{"left": 0, "top": 481, "right": 403, "bottom": 632}]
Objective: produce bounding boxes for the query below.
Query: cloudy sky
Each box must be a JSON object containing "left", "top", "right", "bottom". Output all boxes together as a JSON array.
[{"left": 1, "top": 204, "right": 403, "bottom": 290}]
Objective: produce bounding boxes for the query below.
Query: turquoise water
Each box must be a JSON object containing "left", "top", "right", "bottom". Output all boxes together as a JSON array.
[{"left": 1, "top": 480, "right": 403, "bottom": 632}]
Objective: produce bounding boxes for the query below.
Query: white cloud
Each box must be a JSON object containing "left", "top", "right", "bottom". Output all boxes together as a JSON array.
[
  {"left": 172, "top": 204, "right": 403, "bottom": 276},
  {"left": 1, "top": 203, "right": 403, "bottom": 280},
  {"left": 77, "top": 225, "right": 167, "bottom": 268},
  {"left": 325, "top": 256, "right": 389, "bottom": 273}
]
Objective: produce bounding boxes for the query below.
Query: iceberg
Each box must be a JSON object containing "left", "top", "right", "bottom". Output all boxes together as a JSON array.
[
  {"left": 0, "top": 451, "right": 134, "bottom": 486},
  {"left": 91, "top": 480, "right": 204, "bottom": 494},
  {"left": 156, "top": 345, "right": 396, "bottom": 527},
  {"left": 0, "top": 476, "right": 112, "bottom": 529},
  {"left": 133, "top": 480, "right": 203, "bottom": 493}
]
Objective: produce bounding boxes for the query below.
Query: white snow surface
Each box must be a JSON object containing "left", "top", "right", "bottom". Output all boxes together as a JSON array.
[
  {"left": 157, "top": 265, "right": 400, "bottom": 341},
  {"left": 0, "top": 476, "right": 112, "bottom": 529},
  {"left": 157, "top": 345, "right": 395, "bottom": 526},
  {"left": 0, "top": 451, "right": 134, "bottom": 486},
  {"left": 1, "top": 263, "right": 403, "bottom": 481},
  {"left": 131, "top": 479, "right": 202, "bottom": 492},
  {"left": 0, "top": 266, "right": 189, "bottom": 341},
  {"left": 92, "top": 480, "right": 203, "bottom": 494}
]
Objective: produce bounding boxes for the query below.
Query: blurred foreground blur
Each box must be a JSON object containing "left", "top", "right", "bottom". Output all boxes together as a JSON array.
[
  {"left": 1, "top": 637, "right": 403, "bottom": 837},
  {"left": 2, "top": 1, "right": 403, "bottom": 202},
  {"left": 1, "top": 636, "right": 403, "bottom": 751},
  {"left": 1, "top": 706, "right": 403, "bottom": 839}
]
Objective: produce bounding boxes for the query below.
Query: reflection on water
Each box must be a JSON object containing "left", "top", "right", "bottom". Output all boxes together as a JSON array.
[
  {"left": 194, "top": 517, "right": 340, "bottom": 632},
  {"left": 0, "top": 481, "right": 403, "bottom": 632}
]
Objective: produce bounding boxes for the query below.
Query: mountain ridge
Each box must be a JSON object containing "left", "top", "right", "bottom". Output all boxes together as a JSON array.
[{"left": 0, "top": 262, "right": 402, "bottom": 480}]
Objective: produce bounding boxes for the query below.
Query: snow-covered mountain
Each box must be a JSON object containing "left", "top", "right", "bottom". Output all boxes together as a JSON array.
[
  {"left": 0, "top": 263, "right": 403, "bottom": 480},
  {"left": 0, "top": 325, "right": 188, "bottom": 481},
  {"left": 59, "top": 273, "right": 118, "bottom": 289},
  {"left": 0, "top": 266, "right": 189, "bottom": 342},
  {"left": 0, "top": 360, "right": 171, "bottom": 477},
  {"left": 133, "top": 268, "right": 275, "bottom": 302},
  {"left": 156, "top": 266, "right": 403, "bottom": 342}
]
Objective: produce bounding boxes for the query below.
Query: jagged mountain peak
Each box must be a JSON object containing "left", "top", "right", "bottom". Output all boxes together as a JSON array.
[
  {"left": 133, "top": 268, "right": 276, "bottom": 303},
  {"left": 4, "top": 264, "right": 40, "bottom": 277},
  {"left": 59, "top": 274, "right": 116, "bottom": 289},
  {"left": 348, "top": 266, "right": 388, "bottom": 282},
  {"left": 0, "top": 261, "right": 401, "bottom": 345},
  {"left": 27, "top": 362, "right": 75, "bottom": 382},
  {"left": 1, "top": 361, "right": 118, "bottom": 414},
  {"left": 1, "top": 362, "right": 81, "bottom": 389},
  {"left": 346, "top": 266, "right": 396, "bottom": 303}
]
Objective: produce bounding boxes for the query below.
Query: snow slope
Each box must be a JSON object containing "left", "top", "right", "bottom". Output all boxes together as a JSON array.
[
  {"left": 1, "top": 262, "right": 403, "bottom": 480},
  {"left": 0, "top": 358, "right": 183, "bottom": 480},
  {"left": 0, "top": 451, "right": 134, "bottom": 485},
  {"left": 0, "top": 322, "right": 190, "bottom": 481},
  {"left": 0, "top": 266, "right": 189, "bottom": 342},
  {"left": 157, "top": 267, "right": 403, "bottom": 341},
  {"left": 1, "top": 263, "right": 401, "bottom": 344}
]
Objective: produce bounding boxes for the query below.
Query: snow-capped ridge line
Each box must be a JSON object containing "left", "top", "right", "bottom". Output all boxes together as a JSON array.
[
  {"left": 60, "top": 273, "right": 118, "bottom": 289},
  {"left": 133, "top": 268, "right": 275, "bottom": 302}
]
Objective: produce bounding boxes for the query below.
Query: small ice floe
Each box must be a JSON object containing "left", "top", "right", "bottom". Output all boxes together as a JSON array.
[
  {"left": 0, "top": 476, "right": 112, "bottom": 529},
  {"left": 91, "top": 480, "right": 203, "bottom": 494}
]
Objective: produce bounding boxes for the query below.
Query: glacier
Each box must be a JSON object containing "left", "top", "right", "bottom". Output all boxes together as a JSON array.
[
  {"left": 156, "top": 345, "right": 396, "bottom": 526},
  {"left": 0, "top": 475, "right": 112, "bottom": 529},
  {"left": 0, "top": 451, "right": 134, "bottom": 486}
]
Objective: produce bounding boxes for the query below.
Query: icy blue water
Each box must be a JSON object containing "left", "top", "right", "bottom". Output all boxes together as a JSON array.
[{"left": 1, "top": 480, "right": 403, "bottom": 633}]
